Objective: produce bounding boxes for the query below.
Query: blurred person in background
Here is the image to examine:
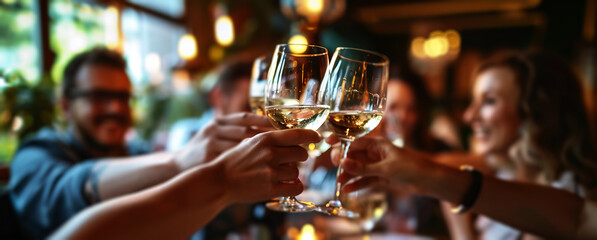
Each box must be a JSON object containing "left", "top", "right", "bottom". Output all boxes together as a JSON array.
[
  {"left": 425, "top": 52, "right": 597, "bottom": 240},
  {"left": 378, "top": 67, "right": 453, "bottom": 238},
  {"left": 9, "top": 48, "right": 270, "bottom": 238},
  {"left": 166, "top": 59, "right": 253, "bottom": 151}
]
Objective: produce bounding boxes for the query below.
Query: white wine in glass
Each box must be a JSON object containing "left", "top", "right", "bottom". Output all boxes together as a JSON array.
[
  {"left": 249, "top": 96, "right": 266, "bottom": 116},
  {"left": 264, "top": 43, "right": 330, "bottom": 212},
  {"left": 266, "top": 105, "right": 329, "bottom": 130},
  {"left": 327, "top": 110, "right": 384, "bottom": 140},
  {"left": 317, "top": 47, "right": 389, "bottom": 217}
]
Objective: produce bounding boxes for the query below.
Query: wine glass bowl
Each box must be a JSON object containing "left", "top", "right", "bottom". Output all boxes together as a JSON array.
[{"left": 249, "top": 55, "right": 270, "bottom": 116}]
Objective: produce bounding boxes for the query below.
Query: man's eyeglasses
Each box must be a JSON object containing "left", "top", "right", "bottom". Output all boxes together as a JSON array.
[{"left": 70, "top": 90, "right": 133, "bottom": 104}]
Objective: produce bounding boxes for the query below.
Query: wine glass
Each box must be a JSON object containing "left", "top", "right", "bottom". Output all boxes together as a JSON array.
[
  {"left": 341, "top": 186, "right": 388, "bottom": 236},
  {"left": 249, "top": 55, "right": 270, "bottom": 116},
  {"left": 264, "top": 43, "right": 330, "bottom": 212},
  {"left": 317, "top": 47, "right": 389, "bottom": 217}
]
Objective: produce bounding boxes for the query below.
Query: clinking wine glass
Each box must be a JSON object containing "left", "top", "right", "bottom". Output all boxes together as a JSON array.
[
  {"left": 264, "top": 43, "right": 330, "bottom": 212},
  {"left": 249, "top": 55, "right": 270, "bottom": 116},
  {"left": 317, "top": 47, "right": 389, "bottom": 217}
]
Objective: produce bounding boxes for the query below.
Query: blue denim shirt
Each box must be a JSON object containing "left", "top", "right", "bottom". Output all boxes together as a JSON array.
[{"left": 9, "top": 127, "right": 147, "bottom": 238}]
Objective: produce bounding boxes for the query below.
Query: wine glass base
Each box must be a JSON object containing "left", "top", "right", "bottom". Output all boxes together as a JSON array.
[
  {"left": 316, "top": 205, "right": 360, "bottom": 218},
  {"left": 266, "top": 197, "right": 315, "bottom": 212}
]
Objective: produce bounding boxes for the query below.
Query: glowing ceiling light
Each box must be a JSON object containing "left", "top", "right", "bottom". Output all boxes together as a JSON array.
[
  {"left": 178, "top": 34, "right": 198, "bottom": 60},
  {"left": 423, "top": 36, "right": 449, "bottom": 58},
  {"left": 215, "top": 15, "right": 234, "bottom": 46},
  {"left": 306, "top": 0, "right": 324, "bottom": 14},
  {"left": 288, "top": 34, "right": 308, "bottom": 53}
]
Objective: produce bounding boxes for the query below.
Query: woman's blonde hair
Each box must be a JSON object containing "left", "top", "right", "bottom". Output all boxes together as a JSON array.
[{"left": 477, "top": 52, "right": 597, "bottom": 188}]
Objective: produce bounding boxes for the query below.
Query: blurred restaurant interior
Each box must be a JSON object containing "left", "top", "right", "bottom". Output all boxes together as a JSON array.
[{"left": 1, "top": 0, "right": 597, "bottom": 239}]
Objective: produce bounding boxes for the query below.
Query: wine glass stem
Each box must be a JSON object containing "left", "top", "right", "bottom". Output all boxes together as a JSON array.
[{"left": 331, "top": 140, "right": 352, "bottom": 207}]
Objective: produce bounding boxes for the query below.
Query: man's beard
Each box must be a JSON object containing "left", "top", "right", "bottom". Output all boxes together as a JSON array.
[{"left": 74, "top": 114, "right": 130, "bottom": 156}]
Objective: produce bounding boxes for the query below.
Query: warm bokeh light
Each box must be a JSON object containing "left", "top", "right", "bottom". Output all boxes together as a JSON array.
[
  {"left": 306, "top": 0, "right": 324, "bottom": 14},
  {"left": 178, "top": 34, "right": 198, "bottom": 60},
  {"left": 446, "top": 29, "right": 461, "bottom": 49},
  {"left": 411, "top": 37, "right": 426, "bottom": 59},
  {"left": 144, "top": 53, "right": 161, "bottom": 74},
  {"left": 429, "top": 30, "right": 444, "bottom": 38},
  {"left": 172, "top": 69, "right": 191, "bottom": 92},
  {"left": 215, "top": 15, "right": 234, "bottom": 46},
  {"left": 297, "top": 224, "right": 316, "bottom": 240},
  {"left": 104, "top": 6, "right": 120, "bottom": 50},
  {"left": 288, "top": 34, "right": 308, "bottom": 53},
  {"left": 423, "top": 36, "right": 449, "bottom": 58},
  {"left": 287, "top": 227, "right": 299, "bottom": 239},
  {"left": 411, "top": 29, "right": 460, "bottom": 59}
]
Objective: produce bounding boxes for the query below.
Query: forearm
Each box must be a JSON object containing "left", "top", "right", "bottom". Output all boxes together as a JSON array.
[
  {"left": 440, "top": 202, "right": 476, "bottom": 240},
  {"left": 87, "top": 152, "right": 180, "bottom": 202},
  {"left": 53, "top": 162, "right": 230, "bottom": 240},
  {"left": 421, "top": 163, "right": 583, "bottom": 239}
]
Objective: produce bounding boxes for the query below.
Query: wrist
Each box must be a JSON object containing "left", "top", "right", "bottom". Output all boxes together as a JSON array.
[
  {"left": 417, "top": 162, "right": 471, "bottom": 205},
  {"left": 203, "top": 161, "right": 235, "bottom": 207},
  {"left": 449, "top": 165, "right": 483, "bottom": 213},
  {"left": 170, "top": 161, "right": 231, "bottom": 212}
]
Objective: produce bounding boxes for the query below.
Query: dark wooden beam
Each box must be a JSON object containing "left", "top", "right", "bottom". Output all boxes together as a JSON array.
[{"left": 34, "top": 0, "right": 54, "bottom": 73}]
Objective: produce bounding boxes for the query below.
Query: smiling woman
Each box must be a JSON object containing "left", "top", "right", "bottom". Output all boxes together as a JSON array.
[
  {"left": 464, "top": 65, "right": 521, "bottom": 155},
  {"left": 453, "top": 52, "right": 597, "bottom": 239}
]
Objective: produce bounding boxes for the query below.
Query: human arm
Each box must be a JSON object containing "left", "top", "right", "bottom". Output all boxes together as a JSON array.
[
  {"left": 440, "top": 201, "right": 476, "bottom": 240},
  {"left": 338, "top": 137, "right": 593, "bottom": 240},
  {"left": 50, "top": 129, "right": 321, "bottom": 240},
  {"left": 87, "top": 113, "right": 271, "bottom": 202},
  {"left": 9, "top": 113, "right": 270, "bottom": 237}
]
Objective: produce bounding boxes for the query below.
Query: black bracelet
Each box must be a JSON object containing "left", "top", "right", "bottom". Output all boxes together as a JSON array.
[{"left": 450, "top": 165, "right": 483, "bottom": 214}]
